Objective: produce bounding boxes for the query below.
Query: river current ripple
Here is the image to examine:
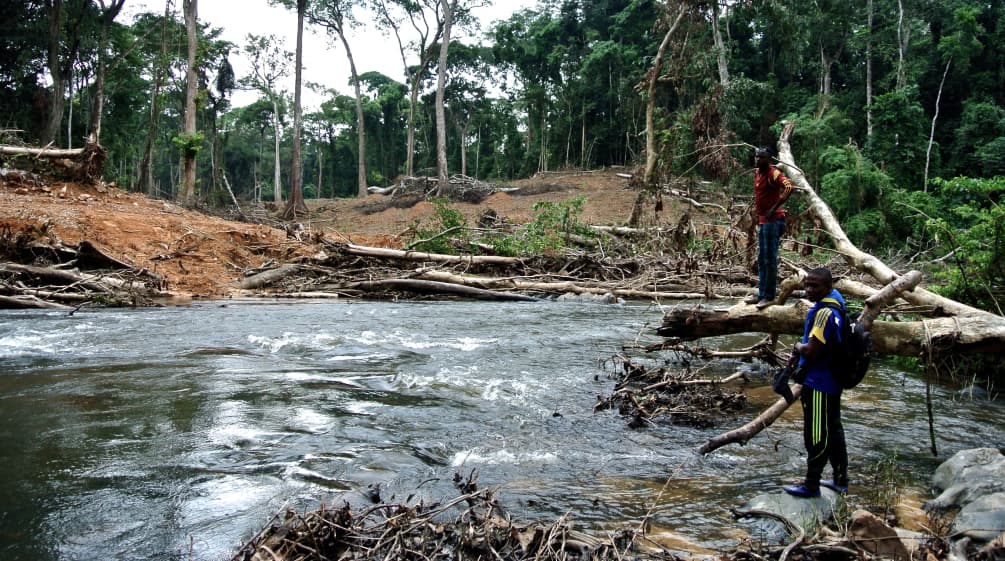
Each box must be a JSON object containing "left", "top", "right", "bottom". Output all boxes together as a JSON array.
[{"left": 1, "top": 299, "right": 1002, "bottom": 560}]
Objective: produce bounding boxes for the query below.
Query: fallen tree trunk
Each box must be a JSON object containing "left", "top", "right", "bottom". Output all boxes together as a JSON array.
[
  {"left": 340, "top": 242, "right": 523, "bottom": 266},
  {"left": 698, "top": 261, "right": 925, "bottom": 454},
  {"left": 413, "top": 269, "right": 715, "bottom": 300},
  {"left": 0, "top": 294, "right": 73, "bottom": 309},
  {"left": 777, "top": 122, "right": 991, "bottom": 319},
  {"left": 236, "top": 264, "right": 304, "bottom": 290},
  {"left": 1, "top": 142, "right": 106, "bottom": 181},
  {"left": 343, "top": 279, "right": 540, "bottom": 301},
  {"left": 0, "top": 145, "right": 84, "bottom": 158},
  {"left": 658, "top": 281, "right": 1005, "bottom": 356}
]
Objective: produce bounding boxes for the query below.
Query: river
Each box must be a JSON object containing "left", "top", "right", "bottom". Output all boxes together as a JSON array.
[{"left": 1, "top": 299, "right": 1002, "bottom": 560}]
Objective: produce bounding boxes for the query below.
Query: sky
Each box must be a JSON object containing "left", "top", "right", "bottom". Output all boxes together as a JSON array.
[{"left": 125, "top": 0, "right": 536, "bottom": 110}]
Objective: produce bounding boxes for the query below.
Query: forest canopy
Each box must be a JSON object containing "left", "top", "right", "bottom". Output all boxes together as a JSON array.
[{"left": 2, "top": 0, "right": 1004, "bottom": 310}]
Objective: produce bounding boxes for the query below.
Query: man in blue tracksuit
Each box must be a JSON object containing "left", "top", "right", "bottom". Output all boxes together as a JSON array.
[{"left": 783, "top": 267, "right": 849, "bottom": 498}]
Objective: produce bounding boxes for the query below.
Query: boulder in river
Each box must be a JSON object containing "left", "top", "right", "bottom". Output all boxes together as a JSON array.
[
  {"left": 736, "top": 489, "right": 841, "bottom": 543},
  {"left": 927, "top": 447, "right": 1005, "bottom": 511}
]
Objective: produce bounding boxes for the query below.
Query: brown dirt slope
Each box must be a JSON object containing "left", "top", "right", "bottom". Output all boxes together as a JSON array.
[{"left": 1, "top": 168, "right": 654, "bottom": 298}]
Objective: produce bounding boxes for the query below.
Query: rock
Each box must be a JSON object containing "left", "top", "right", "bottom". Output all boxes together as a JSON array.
[
  {"left": 977, "top": 530, "right": 1005, "bottom": 560},
  {"left": 928, "top": 448, "right": 1005, "bottom": 510},
  {"left": 736, "top": 489, "right": 841, "bottom": 543},
  {"left": 555, "top": 292, "right": 623, "bottom": 305},
  {"left": 849, "top": 509, "right": 911, "bottom": 560},
  {"left": 954, "top": 492, "right": 1005, "bottom": 542}
]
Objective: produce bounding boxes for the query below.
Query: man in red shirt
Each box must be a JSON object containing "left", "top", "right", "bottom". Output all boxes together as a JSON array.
[{"left": 745, "top": 147, "right": 794, "bottom": 308}]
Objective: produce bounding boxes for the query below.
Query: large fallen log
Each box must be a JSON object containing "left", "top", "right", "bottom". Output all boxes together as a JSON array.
[
  {"left": 0, "top": 294, "right": 73, "bottom": 309},
  {"left": 661, "top": 273, "right": 1005, "bottom": 358},
  {"left": 413, "top": 269, "right": 715, "bottom": 300},
  {"left": 777, "top": 122, "right": 992, "bottom": 319},
  {"left": 343, "top": 278, "right": 540, "bottom": 301},
  {"left": 340, "top": 242, "right": 523, "bottom": 266}
]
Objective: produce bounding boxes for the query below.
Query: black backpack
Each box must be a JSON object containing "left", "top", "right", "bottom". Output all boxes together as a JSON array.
[{"left": 822, "top": 302, "right": 873, "bottom": 389}]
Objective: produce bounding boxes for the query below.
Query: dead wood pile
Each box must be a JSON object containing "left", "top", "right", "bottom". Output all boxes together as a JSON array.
[
  {"left": 1, "top": 142, "right": 107, "bottom": 182},
  {"left": 366, "top": 175, "right": 501, "bottom": 205},
  {"left": 595, "top": 353, "right": 750, "bottom": 429},
  {"left": 0, "top": 225, "right": 166, "bottom": 309},
  {"left": 234, "top": 233, "right": 757, "bottom": 303},
  {"left": 230, "top": 471, "right": 685, "bottom": 561}
]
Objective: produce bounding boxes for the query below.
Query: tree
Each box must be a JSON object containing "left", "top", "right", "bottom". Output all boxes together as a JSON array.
[
  {"left": 240, "top": 34, "right": 292, "bottom": 203},
  {"left": 137, "top": 0, "right": 176, "bottom": 195},
  {"left": 307, "top": 0, "right": 368, "bottom": 197},
  {"left": 924, "top": 5, "right": 984, "bottom": 189},
  {"left": 41, "top": 0, "right": 89, "bottom": 146},
  {"left": 178, "top": 0, "right": 198, "bottom": 203},
  {"left": 643, "top": 2, "right": 687, "bottom": 187},
  {"left": 86, "top": 0, "right": 126, "bottom": 145},
  {"left": 283, "top": 0, "right": 309, "bottom": 218},
  {"left": 433, "top": 0, "right": 456, "bottom": 195},
  {"left": 371, "top": 0, "right": 445, "bottom": 177}
]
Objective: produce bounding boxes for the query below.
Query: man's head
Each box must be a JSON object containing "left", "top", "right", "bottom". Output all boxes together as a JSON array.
[
  {"left": 803, "top": 267, "right": 833, "bottom": 302},
  {"left": 755, "top": 147, "right": 771, "bottom": 170}
]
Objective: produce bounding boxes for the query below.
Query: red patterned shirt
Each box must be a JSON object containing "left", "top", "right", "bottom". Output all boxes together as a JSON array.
[{"left": 754, "top": 164, "right": 794, "bottom": 224}]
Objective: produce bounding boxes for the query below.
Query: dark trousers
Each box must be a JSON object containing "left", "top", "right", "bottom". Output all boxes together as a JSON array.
[
  {"left": 756, "top": 218, "right": 786, "bottom": 300},
  {"left": 801, "top": 387, "right": 848, "bottom": 488}
]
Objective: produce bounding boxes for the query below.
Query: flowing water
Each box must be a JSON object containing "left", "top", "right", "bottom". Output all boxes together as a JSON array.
[{"left": 1, "top": 299, "right": 1002, "bottom": 560}]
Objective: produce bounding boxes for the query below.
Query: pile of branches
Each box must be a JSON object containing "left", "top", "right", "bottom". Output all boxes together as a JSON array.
[
  {"left": 0, "top": 224, "right": 166, "bottom": 309},
  {"left": 366, "top": 175, "right": 501, "bottom": 206},
  {"left": 230, "top": 471, "right": 685, "bottom": 561},
  {"left": 595, "top": 353, "right": 751, "bottom": 429},
  {"left": 1, "top": 141, "right": 107, "bottom": 182}
]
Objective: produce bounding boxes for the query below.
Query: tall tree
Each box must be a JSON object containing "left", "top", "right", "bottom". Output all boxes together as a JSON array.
[
  {"left": 372, "top": 0, "right": 444, "bottom": 177},
  {"left": 137, "top": 0, "right": 175, "bottom": 195},
  {"left": 284, "top": 0, "right": 309, "bottom": 218},
  {"left": 711, "top": 0, "right": 730, "bottom": 88},
  {"left": 86, "top": 0, "right": 126, "bottom": 145},
  {"left": 241, "top": 34, "right": 292, "bottom": 203},
  {"left": 433, "top": 0, "right": 456, "bottom": 195},
  {"left": 179, "top": 0, "right": 198, "bottom": 203},
  {"left": 643, "top": 3, "right": 687, "bottom": 187},
  {"left": 308, "top": 0, "right": 368, "bottom": 197},
  {"left": 41, "top": 0, "right": 88, "bottom": 146},
  {"left": 924, "top": 5, "right": 983, "bottom": 190}
]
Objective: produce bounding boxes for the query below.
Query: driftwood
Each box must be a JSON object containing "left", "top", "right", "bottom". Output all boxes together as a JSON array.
[
  {"left": 0, "top": 294, "right": 73, "bottom": 309},
  {"left": 341, "top": 242, "right": 524, "bottom": 266},
  {"left": 343, "top": 279, "right": 540, "bottom": 301},
  {"left": 235, "top": 264, "right": 303, "bottom": 290},
  {"left": 1, "top": 237, "right": 167, "bottom": 307},
  {"left": 413, "top": 269, "right": 714, "bottom": 300}
]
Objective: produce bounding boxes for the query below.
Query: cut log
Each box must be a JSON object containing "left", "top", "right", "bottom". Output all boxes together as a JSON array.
[
  {"left": 344, "top": 279, "right": 539, "bottom": 301},
  {"left": 777, "top": 122, "right": 991, "bottom": 319},
  {"left": 340, "top": 243, "right": 523, "bottom": 266},
  {"left": 1, "top": 263, "right": 111, "bottom": 293},
  {"left": 413, "top": 269, "right": 716, "bottom": 300},
  {"left": 235, "top": 264, "right": 304, "bottom": 290},
  {"left": 0, "top": 294, "right": 73, "bottom": 309}
]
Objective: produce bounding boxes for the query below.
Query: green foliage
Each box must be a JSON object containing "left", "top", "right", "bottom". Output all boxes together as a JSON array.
[
  {"left": 952, "top": 99, "right": 1005, "bottom": 176},
  {"left": 867, "top": 87, "right": 929, "bottom": 189},
  {"left": 171, "top": 131, "right": 205, "bottom": 157},
  {"left": 408, "top": 197, "right": 469, "bottom": 254},
  {"left": 482, "top": 197, "right": 593, "bottom": 257},
  {"left": 924, "top": 176, "right": 1005, "bottom": 312}
]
